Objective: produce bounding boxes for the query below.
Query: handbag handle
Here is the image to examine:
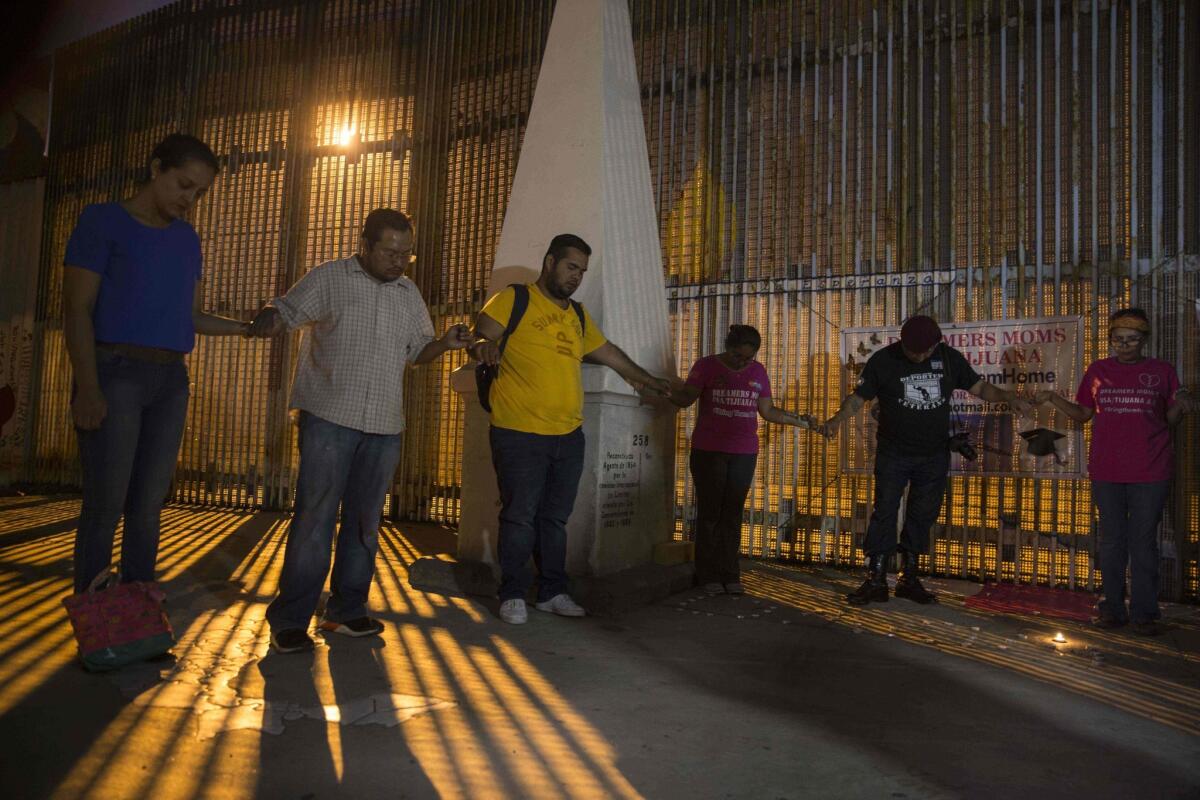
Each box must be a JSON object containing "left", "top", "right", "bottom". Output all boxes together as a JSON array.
[{"left": 85, "top": 567, "right": 115, "bottom": 594}]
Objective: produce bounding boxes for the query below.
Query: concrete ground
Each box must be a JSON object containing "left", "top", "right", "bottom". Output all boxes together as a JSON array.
[{"left": 0, "top": 495, "right": 1197, "bottom": 800}]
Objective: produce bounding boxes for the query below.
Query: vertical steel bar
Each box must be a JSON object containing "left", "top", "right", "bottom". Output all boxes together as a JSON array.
[
  {"left": 1055, "top": 0, "right": 1063, "bottom": 315},
  {"left": 1108, "top": 0, "right": 1118, "bottom": 304},
  {"left": 1178, "top": 0, "right": 1186, "bottom": 379},
  {"left": 871, "top": 3, "right": 879, "bottom": 272},
  {"left": 1130, "top": 0, "right": 1139, "bottom": 302},
  {"left": 1151, "top": 0, "right": 1164, "bottom": 281},
  {"left": 1017, "top": 0, "right": 1027, "bottom": 318},
  {"left": 1036, "top": 0, "right": 1045, "bottom": 318}
]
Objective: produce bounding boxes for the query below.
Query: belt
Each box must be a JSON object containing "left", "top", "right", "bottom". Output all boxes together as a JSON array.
[{"left": 96, "top": 341, "right": 185, "bottom": 365}]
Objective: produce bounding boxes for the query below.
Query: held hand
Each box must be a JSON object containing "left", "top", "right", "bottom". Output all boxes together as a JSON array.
[
  {"left": 1033, "top": 389, "right": 1055, "bottom": 405},
  {"left": 794, "top": 413, "right": 819, "bottom": 430},
  {"left": 440, "top": 324, "right": 473, "bottom": 350},
  {"left": 72, "top": 387, "right": 108, "bottom": 430},
  {"left": 818, "top": 418, "right": 841, "bottom": 439},
  {"left": 470, "top": 340, "right": 501, "bottom": 366},
  {"left": 1007, "top": 392, "right": 1033, "bottom": 418},
  {"left": 660, "top": 375, "right": 689, "bottom": 404},
  {"left": 642, "top": 376, "right": 672, "bottom": 397},
  {"left": 1175, "top": 389, "right": 1196, "bottom": 415},
  {"left": 248, "top": 306, "right": 284, "bottom": 338},
  {"left": 631, "top": 377, "right": 672, "bottom": 403}
]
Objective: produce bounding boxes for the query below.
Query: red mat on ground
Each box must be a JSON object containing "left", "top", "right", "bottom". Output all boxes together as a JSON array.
[{"left": 964, "top": 582, "right": 1098, "bottom": 622}]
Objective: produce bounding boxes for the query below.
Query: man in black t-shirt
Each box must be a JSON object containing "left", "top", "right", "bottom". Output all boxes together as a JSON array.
[{"left": 821, "top": 316, "right": 1032, "bottom": 605}]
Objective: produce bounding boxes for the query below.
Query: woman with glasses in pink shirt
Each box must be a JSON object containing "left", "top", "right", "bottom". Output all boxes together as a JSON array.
[{"left": 1035, "top": 308, "right": 1194, "bottom": 635}]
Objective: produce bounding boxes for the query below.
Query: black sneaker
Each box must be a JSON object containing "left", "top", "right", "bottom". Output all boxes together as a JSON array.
[
  {"left": 894, "top": 576, "right": 937, "bottom": 604},
  {"left": 271, "top": 628, "right": 315, "bottom": 654},
  {"left": 1131, "top": 620, "right": 1162, "bottom": 637},
  {"left": 847, "top": 578, "right": 889, "bottom": 605},
  {"left": 319, "top": 616, "right": 384, "bottom": 638}
]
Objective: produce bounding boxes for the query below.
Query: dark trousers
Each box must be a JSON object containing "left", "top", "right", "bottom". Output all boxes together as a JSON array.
[
  {"left": 490, "top": 425, "right": 586, "bottom": 603},
  {"left": 689, "top": 448, "right": 758, "bottom": 584},
  {"left": 863, "top": 450, "right": 950, "bottom": 558},
  {"left": 1092, "top": 479, "right": 1169, "bottom": 624},
  {"left": 74, "top": 349, "right": 190, "bottom": 593},
  {"left": 267, "top": 412, "right": 403, "bottom": 633}
]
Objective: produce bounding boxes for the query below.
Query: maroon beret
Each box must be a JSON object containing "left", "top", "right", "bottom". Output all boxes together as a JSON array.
[{"left": 900, "top": 315, "right": 943, "bottom": 352}]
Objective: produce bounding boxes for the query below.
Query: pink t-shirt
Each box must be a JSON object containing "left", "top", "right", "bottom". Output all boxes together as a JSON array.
[
  {"left": 687, "top": 355, "right": 771, "bottom": 454},
  {"left": 1075, "top": 357, "right": 1180, "bottom": 483}
]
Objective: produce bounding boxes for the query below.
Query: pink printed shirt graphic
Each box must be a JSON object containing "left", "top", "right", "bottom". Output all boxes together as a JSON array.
[
  {"left": 1075, "top": 357, "right": 1181, "bottom": 483},
  {"left": 686, "top": 355, "right": 772, "bottom": 455}
]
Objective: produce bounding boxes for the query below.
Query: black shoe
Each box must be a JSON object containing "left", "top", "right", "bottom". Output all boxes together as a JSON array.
[
  {"left": 271, "top": 628, "right": 315, "bottom": 654},
  {"left": 894, "top": 551, "right": 937, "bottom": 604},
  {"left": 1092, "top": 613, "right": 1128, "bottom": 630},
  {"left": 847, "top": 578, "right": 889, "bottom": 605},
  {"left": 847, "top": 554, "right": 889, "bottom": 605},
  {"left": 894, "top": 577, "right": 938, "bottom": 604},
  {"left": 1131, "top": 620, "right": 1162, "bottom": 637},
  {"left": 319, "top": 616, "right": 384, "bottom": 638}
]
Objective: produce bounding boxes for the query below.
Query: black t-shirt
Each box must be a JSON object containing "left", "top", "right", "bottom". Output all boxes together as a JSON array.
[{"left": 854, "top": 342, "right": 982, "bottom": 457}]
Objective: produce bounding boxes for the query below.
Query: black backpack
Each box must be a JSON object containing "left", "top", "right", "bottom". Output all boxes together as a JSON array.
[{"left": 475, "top": 283, "right": 586, "bottom": 412}]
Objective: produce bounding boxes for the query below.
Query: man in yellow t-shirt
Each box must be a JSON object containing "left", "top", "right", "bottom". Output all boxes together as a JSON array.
[{"left": 470, "top": 233, "right": 672, "bottom": 624}]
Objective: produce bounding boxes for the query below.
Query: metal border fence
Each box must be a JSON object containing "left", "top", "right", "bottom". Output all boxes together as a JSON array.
[{"left": 21, "top": 0, "right": 1198, "bottom": 600}]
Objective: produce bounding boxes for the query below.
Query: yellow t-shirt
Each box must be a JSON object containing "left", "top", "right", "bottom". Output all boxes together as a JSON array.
[{"left": 480, "top": 284, "right": 607, "bottom": 435}]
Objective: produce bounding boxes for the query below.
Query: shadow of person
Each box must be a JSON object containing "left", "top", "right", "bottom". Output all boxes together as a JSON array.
[
  {"left": 253, "top": 646, "right": 340, "bottom": 796},
  {"left": 321, "top": 632, "right": 440, "bottom": 797}
]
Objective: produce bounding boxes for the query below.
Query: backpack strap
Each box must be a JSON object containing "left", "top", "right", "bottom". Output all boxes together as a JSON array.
[
  {"left": 480, "top": 284, "right": 583, "bottom": 354},
  {"left": 496, "top": 283, "right": 530, "bottom": 357},
  {"left": 569, "top": 299, "right": 586, "bottom": 337}
]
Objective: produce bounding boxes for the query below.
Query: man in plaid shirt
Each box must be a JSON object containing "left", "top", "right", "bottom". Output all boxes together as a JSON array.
[{"left": 250, "top": 208, "right": 471, "bottom": 653}]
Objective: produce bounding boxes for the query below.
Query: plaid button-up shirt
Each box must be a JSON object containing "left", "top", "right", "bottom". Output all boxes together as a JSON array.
[{"left": 271, "top": 256, "right": 435, "bottom": 435}]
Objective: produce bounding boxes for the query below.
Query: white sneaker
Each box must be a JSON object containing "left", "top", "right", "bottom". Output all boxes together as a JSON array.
[
  {"left": 499, "top": 598, "right": 527, "bottom": 624},
  {"left": 534, "top": 593, "right": 586, "bottom": 617}
]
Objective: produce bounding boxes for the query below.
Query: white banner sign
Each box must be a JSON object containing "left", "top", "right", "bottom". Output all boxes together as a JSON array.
[{"left": 839, "top": 316, "right": 1085, "bottom": 477}]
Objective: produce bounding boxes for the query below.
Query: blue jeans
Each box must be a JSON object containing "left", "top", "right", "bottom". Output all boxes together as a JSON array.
[
  {"left": 266, "top": 412, "right": 402, "bottom": 633},
  {"left": 74, "top": 349, "right": 190, "bottom": 593},
  {"left": 689, "top": 448, "right": 757, "bottom": 584},
  {"left": 1092, "top": 480, "right": 1169, "bottom": 624},
  {"left": 863, "top": 450, "right": 950, "bottom": 558},
  {"left": 490, "top": 425, "right": 585, "bottom": 603}
]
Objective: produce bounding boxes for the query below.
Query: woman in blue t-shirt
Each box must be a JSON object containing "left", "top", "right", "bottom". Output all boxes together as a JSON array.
[{"left": 63, "top": 134, "right": 249, "bottom": 594}]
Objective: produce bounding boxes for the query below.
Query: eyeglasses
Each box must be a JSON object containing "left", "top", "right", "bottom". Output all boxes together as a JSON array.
[
  {"left": 377, "top": 250, "right": 416, "bottom": 264},
  {"left": 1110, "top": 335, "right": 1144, "bottom": 346}
]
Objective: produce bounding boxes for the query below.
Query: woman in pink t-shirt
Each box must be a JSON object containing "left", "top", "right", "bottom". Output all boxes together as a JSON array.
[
  {"left": 669, "top": 325, "right": 816, "bottom": 595},
  {"left": 1035, "top": 308, "right": 1194, "bottom": 635}
]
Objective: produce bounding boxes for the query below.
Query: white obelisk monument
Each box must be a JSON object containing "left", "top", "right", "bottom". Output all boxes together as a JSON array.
[{"left": 451, "top": 0, "right": 676, "bottom": 578}]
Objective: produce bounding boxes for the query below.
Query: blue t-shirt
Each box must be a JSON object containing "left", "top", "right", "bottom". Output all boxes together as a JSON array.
[{"left": 64, "top": 202, "right": 202, "bottom": 353}]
